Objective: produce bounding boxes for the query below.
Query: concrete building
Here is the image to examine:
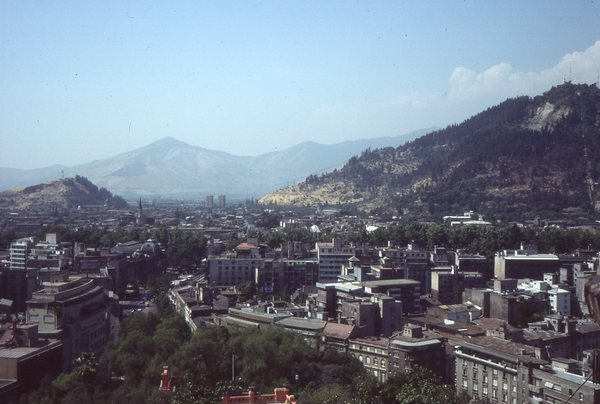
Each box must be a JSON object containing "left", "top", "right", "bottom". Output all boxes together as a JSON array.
[
  {"left": 454, "top": 336, "right": 543, "bottom": 403},
  {"left": 431, "top": 269, "right": 464, "bottom": 304},
  {"left": 259, "top": 259, "right": 319, "bottom": 296},
  {"left": 316, "top": 238, "right": 356, "bottom": 282},
  {"left": 9, "top": 238, "right": 32, "bottom": 271},
  {"left": 403, "top": 244, "right": 431, "bottom": 295},
  {"left": 455, "top": 252, "right": 489, "bottom": 277},
  {"left": 0, "top": 322, "right": 62, "bottom": 401},
  {"left": 548, "top": 287, "right": 571, "bottom": 316},
  {"left": 218, "top": 195, "right": 226, "bottom": 209},
  {"left": 388, "top": 325, "right": 447, "bottom": 380},
  {"left": 362, "top": 279, "right": 421, "bottom": 315},
  {"left": 348, "top": 337, "right": 390, "bottom": 383},
  {"left": 26, "top": 279, "right": 110, "bottom": 371},
  {"left": 427, "top": 303, "right": 482, "bottom": 324},
  {"left": 455, "top": 336, "right": 600, "bottom": 403},
  {"left": 463, "top": 280, "right": 551, "bottom": 327},
  {"left": 494, "top": 249, "right": 559, "bottom": 280},
  {"left": 208, "top": 257, "right": 265, "bottom": 286}
]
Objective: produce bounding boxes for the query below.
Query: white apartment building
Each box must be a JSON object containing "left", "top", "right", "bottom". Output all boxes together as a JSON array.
[
  {"left": 9, "top": 238, "right": 32, "bottom": 271},
  {"left": 316, "top": 238, "right": 356, "bottom": 283}
]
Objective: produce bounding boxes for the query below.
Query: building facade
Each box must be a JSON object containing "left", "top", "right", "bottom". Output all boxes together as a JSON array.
[{"left": 26, "top": 279, "right": 110, "bottom": 371}]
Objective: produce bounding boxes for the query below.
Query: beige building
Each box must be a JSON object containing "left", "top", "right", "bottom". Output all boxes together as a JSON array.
[{"left": 26, "top": 279, "right": 109, "bottom": 371}]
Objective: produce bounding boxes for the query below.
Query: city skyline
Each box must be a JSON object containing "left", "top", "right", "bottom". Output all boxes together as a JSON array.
[{"left": 2, "top": 1, "right": 600, "bottom": 169}]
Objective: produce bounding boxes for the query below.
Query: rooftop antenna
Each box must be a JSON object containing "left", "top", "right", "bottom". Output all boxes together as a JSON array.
[{"left": 569, "top": 63, "right": 572, "bottom": 83}]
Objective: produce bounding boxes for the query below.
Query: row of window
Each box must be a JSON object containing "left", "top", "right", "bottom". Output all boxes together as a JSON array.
[{"left": 357, "top": 355, "right": 386, "bottom": 369}]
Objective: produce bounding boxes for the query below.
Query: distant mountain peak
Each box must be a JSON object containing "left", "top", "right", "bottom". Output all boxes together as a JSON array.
[
  {"left": 149, "top": 137, "right": 191, "bottom": 148},
  {"left": 0, "top": 128, "right": 434, "bottom": 198}
]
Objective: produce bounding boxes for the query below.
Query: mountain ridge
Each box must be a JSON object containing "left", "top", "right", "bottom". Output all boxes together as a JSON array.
[
  {"left": 0, "top": 128, "right": 435, "bottom": 198},
  {"left": 260, "top": 83, "right": 600, "bottom": 220}
]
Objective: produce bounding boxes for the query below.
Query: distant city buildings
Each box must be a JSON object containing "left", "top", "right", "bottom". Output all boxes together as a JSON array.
[{"left": 3, "top": 197, "right": 600, "bottom": 399}]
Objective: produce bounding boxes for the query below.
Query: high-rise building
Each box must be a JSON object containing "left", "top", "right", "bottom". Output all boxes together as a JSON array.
[
  {"left": 10, "top": 239, "right": 31, "bottom": 271},
  {"left": 205, "top": 195, "right": 214, "bottom": 209},
  {"left": 218, "top": 194, "right": 226, "bottom": 208}
]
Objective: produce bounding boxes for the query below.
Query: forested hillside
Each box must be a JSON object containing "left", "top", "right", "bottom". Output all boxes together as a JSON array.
[{"left": 261, "top": 83, "right": 600, "bottom": 220}]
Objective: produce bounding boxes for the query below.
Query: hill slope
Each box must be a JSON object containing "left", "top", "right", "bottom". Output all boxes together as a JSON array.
[
  {"left": 0, "top": 129, "right": 433, "bottom": 199},
  {"left": 260, "top": 83, "right": 600, "bottom": 220},
  {"left": 0, "top": 176, "right": 127, "bottom": 212}
]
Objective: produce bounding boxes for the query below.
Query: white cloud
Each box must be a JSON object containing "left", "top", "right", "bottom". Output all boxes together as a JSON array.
[{"left": 447, "top": 40, "right": 600, "bottom": 103}]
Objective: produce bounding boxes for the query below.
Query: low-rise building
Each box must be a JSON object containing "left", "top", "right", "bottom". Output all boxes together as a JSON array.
[
  {"left": 454, "top": 336, "right": 600, "bottom": 403},
  {"left": 388, "top": 325, "right": 446, "bottom": 380},
  {"left": 0, "top": 322, "right": 62, "bottom": 401},
  {"left": 348, "top": 337, "right": 390, "bottom": 383}
]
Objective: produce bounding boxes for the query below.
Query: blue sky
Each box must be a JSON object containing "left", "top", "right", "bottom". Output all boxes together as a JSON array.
[{"left": 2, "top": 1, "right": 600, "bottom": 169}]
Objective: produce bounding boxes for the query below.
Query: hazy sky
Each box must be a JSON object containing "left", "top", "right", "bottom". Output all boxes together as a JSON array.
[{"left": 2, "top": 1, "right": 600, "bottom": 169}]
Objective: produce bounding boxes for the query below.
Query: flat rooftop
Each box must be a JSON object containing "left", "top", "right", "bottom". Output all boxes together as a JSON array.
[{"left": 363, "top": 279, "right": 420, "bottom": 287}]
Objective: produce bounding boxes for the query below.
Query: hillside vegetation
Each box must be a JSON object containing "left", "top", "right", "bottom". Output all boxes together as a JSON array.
[{"left": 260, "top": 83, "right": 600, "bottom": 220}]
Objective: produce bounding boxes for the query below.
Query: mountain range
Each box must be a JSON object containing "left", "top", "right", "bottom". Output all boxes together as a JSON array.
[
  {"left": 0, "top": 129, "right": 433, "bottom": 199},
  {"left": 260, "top": 83, "right": 600, "bottom": 220}
]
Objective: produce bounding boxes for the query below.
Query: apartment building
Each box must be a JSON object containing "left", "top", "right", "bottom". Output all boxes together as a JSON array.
[
  {"left": 316, "top": 238, "right": 356, "bottom": 282},
  {"left": 208, "top": 256, "right": 264, "bottom": 286},
  {"left": 455, "top": 336, "right": 600, "bottom": 403}
]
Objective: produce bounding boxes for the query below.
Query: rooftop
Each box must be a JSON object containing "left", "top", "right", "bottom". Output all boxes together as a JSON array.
[
  {"left": 275, "top": 317, "right": 326, "bottom": 331},
  {"left": 363, "top": 279, "right": 420, "bottom": 287}
]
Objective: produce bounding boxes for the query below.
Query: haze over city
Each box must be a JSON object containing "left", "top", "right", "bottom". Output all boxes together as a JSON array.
[{"left": 2, "top": 1, "right": 600, "bottom": 169}]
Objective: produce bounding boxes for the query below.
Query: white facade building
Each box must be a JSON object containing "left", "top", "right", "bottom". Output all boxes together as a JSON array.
[{"left": 316, "top": 238, "right": 356, "bottom": 282}]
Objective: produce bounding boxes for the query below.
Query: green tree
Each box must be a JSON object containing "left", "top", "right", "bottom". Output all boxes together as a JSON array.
[{"left": 381, "top": 366, "right": 462, "bottom": 404}]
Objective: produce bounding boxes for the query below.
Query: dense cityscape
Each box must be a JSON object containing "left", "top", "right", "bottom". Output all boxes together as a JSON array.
[
  {"left": 3, "top": 2, "right": 600, "bottom": 403},
  {"left": 1, "top": 195, "right": 600, "bottom": 402}
]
